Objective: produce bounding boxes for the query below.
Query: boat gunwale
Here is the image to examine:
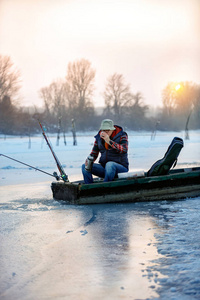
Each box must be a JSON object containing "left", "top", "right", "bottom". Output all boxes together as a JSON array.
[
  {"left": 78, "top": 168, "right": 200, "bottom": 191},
  {"left": 77, "top": 184, "right": 200, "bottom": 205}
]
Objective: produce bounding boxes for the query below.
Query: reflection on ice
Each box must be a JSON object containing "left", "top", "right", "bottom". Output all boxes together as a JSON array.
[
  {"left": 0, "top": 197, "right": 160, "bottom": 299},
  {"left": 147, "top": 198, "right": 200, "bottom": 299},
  {"left": 1, "top": 191, "right": 200, "bottom": 299}
]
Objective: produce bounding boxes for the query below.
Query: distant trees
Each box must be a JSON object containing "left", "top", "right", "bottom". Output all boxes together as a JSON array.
[
  {"left": 0, "top": 56, "right": 22, "bottom": 134},
  {"left": 0, "top": 95, "right": 16, "bottom": 134},
  {"left": 0, "top": 55, "right": 21, "bottom": 103},
  {"left": 39, "top": 59, "right": 96, "bottom": 131},
  {"left": 0, "top": 55, "right": 40, "bottom": 135},
  {"left": 103, "top": 73, "right": 134, "bottom": 120},
  {"left": 160, "top": 81, "right": 200, "bottom": 130},
  {"left": 162, "top": 82, "right": 177, "bottom": 116},
  {"left": 103, "top": 73, "right": 149, "bottom": 129},
  {"left": 1, "top": 54, "right": 200, "bottom": 135},
  {"left": 66, "top": 59, "right": 96, "bottom": 129},
  {"left": 124, "top": 92, "right": 149, "bottom": 129},
  {"left": 39, "top": 79, "right": 67, "bottom": 129},
  {"left": 193, "top": 85, "right": 200, "bottom": 128}
]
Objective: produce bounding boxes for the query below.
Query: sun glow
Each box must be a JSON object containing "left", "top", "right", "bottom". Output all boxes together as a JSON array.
[{"left": 175, "top": 84, "right": 181, "bottom": 91}]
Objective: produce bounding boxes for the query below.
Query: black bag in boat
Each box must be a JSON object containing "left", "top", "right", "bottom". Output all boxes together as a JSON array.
[{"left": 147, "top": 137, "right": 184, "bottom": 177}]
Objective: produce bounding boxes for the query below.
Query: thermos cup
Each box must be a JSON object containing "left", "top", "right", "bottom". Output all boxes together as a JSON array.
[{"left": 85, "top": 155, "right": 94, "bottom": 171}]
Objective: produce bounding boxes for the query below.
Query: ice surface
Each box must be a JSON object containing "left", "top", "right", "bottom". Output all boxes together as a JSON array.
[{"left": 0, "top": 130, "right": 200, "bottom": 299}]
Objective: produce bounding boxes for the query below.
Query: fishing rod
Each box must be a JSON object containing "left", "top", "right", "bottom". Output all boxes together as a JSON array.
[
  {"left": 38, "top": 121, "right": 69, "bottom": 182},
  {"left": 0, "top": 153, "right": 60, "bottom": 180}
]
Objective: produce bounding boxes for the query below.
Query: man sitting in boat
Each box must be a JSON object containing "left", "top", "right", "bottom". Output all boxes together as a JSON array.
[{"left": 82, "top": 119, "right": 129, "bottom": 183}]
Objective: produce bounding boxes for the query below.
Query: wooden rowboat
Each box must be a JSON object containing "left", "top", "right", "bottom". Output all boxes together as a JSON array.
[{"left": 51, "top": 167, "right": 200, "bottom": 205}]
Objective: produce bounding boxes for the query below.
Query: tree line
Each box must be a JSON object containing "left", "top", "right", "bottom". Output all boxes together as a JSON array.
[{"left": 0, "top": 54, "right": 200, "bottom": 135}]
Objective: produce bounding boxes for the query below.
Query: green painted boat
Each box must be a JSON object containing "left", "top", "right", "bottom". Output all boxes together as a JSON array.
[{"left": 51, "top": 167, "right": 200, "bottom": 205}]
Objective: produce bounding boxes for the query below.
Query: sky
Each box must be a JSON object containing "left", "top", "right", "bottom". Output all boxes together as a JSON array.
[{"left": 0, "top": 0, "right": 200, "bottom": 109}]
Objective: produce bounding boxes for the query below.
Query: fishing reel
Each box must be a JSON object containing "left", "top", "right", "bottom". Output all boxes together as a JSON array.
[
  {"left": 53, "top": 172, "right": 69, "bottom": 182},
  {"left": 53, "top": 172, "right": 60, "bottom": 181},
  {"left": 61, "top": 174, "right": 69, "bottom": 182}
]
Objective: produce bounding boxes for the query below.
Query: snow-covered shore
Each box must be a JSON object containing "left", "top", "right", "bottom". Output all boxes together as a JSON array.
[{"left": 0, "top": 131, "right": 200, "bottom": 299}]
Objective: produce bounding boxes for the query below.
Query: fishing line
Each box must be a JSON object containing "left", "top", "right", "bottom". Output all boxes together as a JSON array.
[{"left": 0, "top": 153, "right": 60, "bottom": 180}]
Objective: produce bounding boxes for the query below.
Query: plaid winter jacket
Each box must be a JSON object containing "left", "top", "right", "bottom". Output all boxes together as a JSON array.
[{"left": 90, "top": 125, "right": 129, "bottom": 169}]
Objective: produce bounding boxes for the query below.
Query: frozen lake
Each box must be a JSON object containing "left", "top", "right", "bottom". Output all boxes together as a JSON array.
[{"left": 0, "top": 130, "right": 200, "bottom": 299}]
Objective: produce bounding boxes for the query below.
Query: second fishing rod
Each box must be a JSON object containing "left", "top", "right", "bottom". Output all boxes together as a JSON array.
[{"left": 38, "top": 121, "right": 69, "bottom": 182}]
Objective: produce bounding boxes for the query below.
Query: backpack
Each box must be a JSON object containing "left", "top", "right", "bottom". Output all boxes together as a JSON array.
[{"left": 147, "top": 137, "right": 184, "bottom": 177}]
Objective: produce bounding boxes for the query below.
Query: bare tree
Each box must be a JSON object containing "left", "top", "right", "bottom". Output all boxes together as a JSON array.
[
  {"left": 162, "top": 81, "right": 198, "bottom": 116},
  {"left": 0, "top": 55, "right": 21, "bottom": 103},
  {"left": 124, "top": 92, "right": 149, "bottom": 129},
  {"left": 162, "top": 82, "right": 177, "bottom": 116},
  {"left": 66, "top": 58, "right": 95, "bottom": 109},
  {"left": 175, "top": 82, "right": 196, "bottom": 116},
  {"left": 104, "top": 73, "right": 134, "bottom": 119},
  {"left": 161, "top": 81, "right": 200, "bottom": 130},
  {"left": 0, "top": 95, "right": 16, "bottom": 133},
  {"left": 39, "top": 86, "right": 51, "bottom": 115},
  {"left": 39, "top": 59, "right": 96, "bottom": 130},
  {"left": 39, "top": 79, "right": 67, "bottom": 119},
  {"left": 66, "top": 58, "right": 96, "bottom": 129},
  {"left": 192, "top": 86, "right": 200, "bottom": 128}
]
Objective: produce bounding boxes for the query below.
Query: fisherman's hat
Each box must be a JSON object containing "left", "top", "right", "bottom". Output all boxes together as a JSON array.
[{"left": 100, "top": 119, "right": 115, "bottom": 131}]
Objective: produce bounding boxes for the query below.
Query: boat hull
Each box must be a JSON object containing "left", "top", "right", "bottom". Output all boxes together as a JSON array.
[{"left": 51, "top": 167, "right": 200, "bottom": 205}]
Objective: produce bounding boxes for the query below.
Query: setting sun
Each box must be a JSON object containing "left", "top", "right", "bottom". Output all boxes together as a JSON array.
[{"left": 175, "top": 84, "right": 181, "bottom": 91}]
